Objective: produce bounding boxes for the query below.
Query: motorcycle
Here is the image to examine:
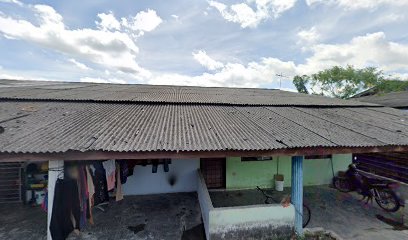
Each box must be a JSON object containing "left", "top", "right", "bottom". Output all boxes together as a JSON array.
[{"left": 333, "top": 164, "right": 401, "bottom": 212}]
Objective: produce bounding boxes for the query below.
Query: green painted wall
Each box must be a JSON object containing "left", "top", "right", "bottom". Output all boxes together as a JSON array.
[{"left": 226, "top": 154, "right": 352, "bottom": 189}]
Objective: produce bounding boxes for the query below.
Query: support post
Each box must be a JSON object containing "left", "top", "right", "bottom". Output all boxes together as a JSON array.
[
  {"left": 291, "top": 156, "right": 303, "bottom": 236},
  {"left": 47, "top": 160, "right": 64, "bottom": 240}
]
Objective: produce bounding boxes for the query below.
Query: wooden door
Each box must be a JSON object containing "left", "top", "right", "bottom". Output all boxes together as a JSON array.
[{"left": 200, "top": 158, "right": 226, "bottom": 189}]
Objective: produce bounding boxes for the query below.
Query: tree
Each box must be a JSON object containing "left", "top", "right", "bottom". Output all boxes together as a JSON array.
[
  {"left": 376, "top": 80, "right": 408, "bottom": 94},
  {"left": 292, "top": 65, "right": 384, "bottom": 99},
  {"left": 293, "top": 75, "right": 309, "bottom": 94}
]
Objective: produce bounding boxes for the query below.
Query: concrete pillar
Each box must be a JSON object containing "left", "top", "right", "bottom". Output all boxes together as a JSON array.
[
  {"left": 291, "top": 156, "right": 303, "bottom": 236},
  {"left": 47, "top": 160, "right": 64, "bottom": 240}
]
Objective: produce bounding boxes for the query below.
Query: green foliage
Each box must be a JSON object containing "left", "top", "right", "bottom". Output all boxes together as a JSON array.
[
  {"left": 292, "top": 65, "right": 384, "bottom": 99},
  {"left": 376, "top": 80, "right": 408, "bottom": 94},
  {"left": 293, "top": 75, "right": 309, "bottom": 94}
]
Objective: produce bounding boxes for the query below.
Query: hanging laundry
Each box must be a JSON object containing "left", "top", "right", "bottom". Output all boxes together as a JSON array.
[
  {"left": 77, "top": 166, "right": 88, "bottom": 229},
  {"left": 115, "top": 163, "right": 124, "bottom": 201},
  {"left": 102, "top": 160, "right": 116, "bottom": 191},
  {"left": 92, "top": 162, "right": 109, "bottom": 206},
  {"left": 85, "top": 166, "right": 95, "bottom": 224},
  {"left": 119, "top": 160, "right": 129, "bottom": 184},
  {"left": 50, "top": 178, "right": 81, "bottom": 240},
  {"left": 126, "top": 159, "right": 138, "bottom": 177}
]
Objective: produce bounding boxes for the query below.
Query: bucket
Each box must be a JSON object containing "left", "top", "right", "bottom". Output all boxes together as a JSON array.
[
  {"left": 274, "top": 174, "right": 284, "bottom": 192},
  {"left": 34, "top": 190, "right": 45, "bottom": 206}
]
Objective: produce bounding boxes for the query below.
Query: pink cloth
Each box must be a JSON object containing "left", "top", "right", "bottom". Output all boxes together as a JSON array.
[
  {"left": 102, "top": 160, "right": 116, "bottom": 191},
  {"left": 106, "top": 172, "right": 115, "bottom": 191}
]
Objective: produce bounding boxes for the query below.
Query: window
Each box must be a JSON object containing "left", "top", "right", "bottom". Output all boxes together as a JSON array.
[
  {"left": 241, "top": 156, "right": 273, "bottom": 161},
  {"left": 304, "top": 155, "right": 332, "bottom": 160}
]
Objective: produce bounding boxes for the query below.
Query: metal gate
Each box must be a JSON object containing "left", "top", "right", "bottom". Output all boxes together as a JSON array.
[
  {"left": 0, "top": 162, "right": 22, "bottom": 203},
  {"left": 353, "top": 153, "right": 408, "bottom": 183}
]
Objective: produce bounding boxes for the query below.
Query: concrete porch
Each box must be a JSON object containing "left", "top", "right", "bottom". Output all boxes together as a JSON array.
[
  {"left": 0, "top": 192, "right": 203, "bottom": 240},
  {"left": 0, "top": 187, "right": 407, "bottom": 239},
  {"left": 209, "top": 185, "right": 408, "bottom": 240}
]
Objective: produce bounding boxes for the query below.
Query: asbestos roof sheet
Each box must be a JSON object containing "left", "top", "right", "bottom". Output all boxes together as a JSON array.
[
  {"left": 355, "top": 91, "right": 408, "bottom": 108},
  {"left": 0, "top": 80, "right": 376, "bottom": 107},
  {"left": 0, "top": 101, "right": 407, "bottom": 154}
]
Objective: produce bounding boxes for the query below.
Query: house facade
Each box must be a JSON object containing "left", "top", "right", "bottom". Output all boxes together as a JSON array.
[{"left": 1, "top": 79, "right": 408, "bottom": 240}]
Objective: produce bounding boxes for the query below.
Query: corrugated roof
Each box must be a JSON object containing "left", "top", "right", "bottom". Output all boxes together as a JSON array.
[
  {"left": 0, "top": 101, "right": 407, "bottom": 154},
  {"left": 0, "top": 80, "right": 407, "bottom": 155},
  {"left": 354, "top": 91, "right": 408, "bottom": 108},
  {"left": 0, "top": 79, "right": 376, "bottom": 107}
]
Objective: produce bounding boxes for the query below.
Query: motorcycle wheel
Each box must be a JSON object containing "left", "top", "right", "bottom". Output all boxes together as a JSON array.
[
  {"left": 375, "top": 189, "right": 400, "bottom": 212},
  {"left": 302, "top": 204, "right": 311, "bottom": 228},
  {"left": 333, "top": 177, "right": 353, "bottom": 193}
]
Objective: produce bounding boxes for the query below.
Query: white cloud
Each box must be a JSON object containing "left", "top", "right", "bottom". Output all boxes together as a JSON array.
[
  {"left": 379, "top": 13, "right": 405, "bottom": 23},
  {"left": 298, "top": 32, "right": 408, "bottom": 74},
  {"left": 0, "top": 0, "right": 22, "bottom": 6},
  {"left": 297, "top": 26, "right": 320, "bottom": 44},
  {"left": 0, "top": 70, "right": 50, "bottom": 81},
  {"left": 0, "top": 4, "right": 161, "bottom": 79},
  {"left": 306, "top": 0, "right": 408, "bottom": 9},
  {"left": 192, "top": 50, "right": 224, "bottom": 70},
  {"left": 153, "top": 32, "right": 408, "bottom": 88},
  {"left": 150, "top": 56, "right": 297, "bottom": 88},
  {"left": 121, "top": 9, "right": 162, "bottom": 33},
  {"left": 209, "top": 0, "right": 297, "bottom": 28},
  {"left": 0, "top": 73, "right": 24, "bottom": 79},
  {"left": 68, "top": 58, "right": 91, "bottom": 70},
  {"left": 388, "top": 73, "right": 408, "bottom": 80},
  {"left": 80, "top": 77, "right": 126, "bottom": 84},
  {"left": 96, "top": 12, "right": 121, "bottom": 31},
  {"left": 1, "top": 1, "right": 408, "bottom": 91},
  {"left": 5, "top": 29, "right": 408, "bottom": 90}
]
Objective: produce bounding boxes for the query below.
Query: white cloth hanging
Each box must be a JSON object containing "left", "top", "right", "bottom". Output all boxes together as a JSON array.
[{"left": 102, "top": 160, "right": 116, "bottom": 191}]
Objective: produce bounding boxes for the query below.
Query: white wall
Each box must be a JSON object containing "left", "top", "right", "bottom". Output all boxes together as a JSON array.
[
  {"left": 209, "top": 204, "right": 295, "bottom": 239},
  {"left": 196, "top": 170, "right": 294, "bottom": 240},
  {"left": 123, "top": 159, "right": 199, "bottom": 195},
  {"left": 197, "top": 170, "right": 214, "bottom": 240}
]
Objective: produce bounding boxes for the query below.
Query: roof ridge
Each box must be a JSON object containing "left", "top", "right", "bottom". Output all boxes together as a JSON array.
[{"left": 0, "top": 97, "right": 381, "bottom": 108}]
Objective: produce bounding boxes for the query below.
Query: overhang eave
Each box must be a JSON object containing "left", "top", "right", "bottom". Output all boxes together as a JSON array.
[{"left": 1, "top": 145, "right": 408, "bottom": 162}]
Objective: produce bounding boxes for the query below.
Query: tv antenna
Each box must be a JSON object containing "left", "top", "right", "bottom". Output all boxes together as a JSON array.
[{"left": 275, "top": 73, "right": 289, "bottom": 89}]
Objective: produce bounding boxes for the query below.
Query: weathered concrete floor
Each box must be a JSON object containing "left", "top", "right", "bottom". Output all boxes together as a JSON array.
[
  {"left": 0, "top": 192, "right": 202, "bottom": 240},
  {"left": 0, "top": 203, "right": 46, "bottom": 240},
  {"left": 210, "top": 186, "right": 408, "bottom": 240},
  {"left": 305, "top": 186, "right": 408, "bottom": 240},
  {"left": 2, "top": 188, "right": 407, "bottom": 240}
]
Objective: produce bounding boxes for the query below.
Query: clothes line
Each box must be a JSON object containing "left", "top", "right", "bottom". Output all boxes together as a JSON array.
[{"left": 48, "top": 160, "right": 130, "bottom": 240}]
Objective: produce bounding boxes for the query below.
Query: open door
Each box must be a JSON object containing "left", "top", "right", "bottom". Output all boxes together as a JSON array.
[{"left": 200, "top": 158, "right": 226, "bottom": 189}]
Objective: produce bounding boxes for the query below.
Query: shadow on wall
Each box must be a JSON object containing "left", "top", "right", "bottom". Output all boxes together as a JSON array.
[{"left": 123, "top": 159, "right": 200, "bottom": 195}]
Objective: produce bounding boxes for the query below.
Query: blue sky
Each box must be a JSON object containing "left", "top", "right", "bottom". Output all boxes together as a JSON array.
[{"left": 1, "top": 0, "right": 408, "bottom": 90}]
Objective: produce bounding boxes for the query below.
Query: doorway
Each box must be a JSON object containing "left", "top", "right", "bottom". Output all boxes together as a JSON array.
[{"left": 200, "top": 158, "right": 226, "bottom": 189}]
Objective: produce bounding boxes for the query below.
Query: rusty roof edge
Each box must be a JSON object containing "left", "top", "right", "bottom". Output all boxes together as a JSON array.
[{"left": 1, "top": 145, "right": 408, "bottom": 162}]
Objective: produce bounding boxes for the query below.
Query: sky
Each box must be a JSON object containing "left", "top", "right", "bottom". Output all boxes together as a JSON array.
[{"left": 1, "top": 0, "right": 408, "bottom": 91}]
